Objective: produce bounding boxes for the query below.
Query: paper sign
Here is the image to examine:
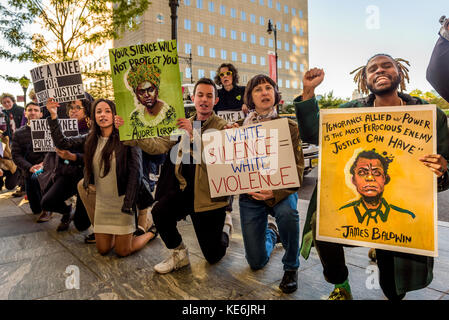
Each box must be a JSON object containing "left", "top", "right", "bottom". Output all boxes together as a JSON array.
[
  {"left": 109, "top": 40, "right": 185, "bottom": 140},
  {"left": 316, "top": 105, "right": 438, "bottom": 257},
  {"left": 217, "top": 110, "right": 245, "bottom": 122},
  {"left": 30, "top": 119, "right": 79, "bottom": 152},
  {"left": 30, "top": 60, "right": 85, "bottom": 107},
  {"left": 202, "top": 118, "right": 300, "bottom": 197}
]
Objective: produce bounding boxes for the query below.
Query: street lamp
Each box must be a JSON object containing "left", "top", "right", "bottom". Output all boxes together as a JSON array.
[
  {"left": 169, "top": 0, "right": 179, "bottom": 41},
  {"left": 18, "top": 75, "right": 30, "bottom": 107},
  {"left": 267, "top": 19, "right": 278, "bottom": 84}
]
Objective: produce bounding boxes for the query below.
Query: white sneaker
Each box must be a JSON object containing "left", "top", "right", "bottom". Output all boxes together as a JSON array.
[
  {"left": 154, "top": 247, "right": 190, "bottom": 274},
  {"left": 224, "top": 211, "right": 233, "bottom": 239}
]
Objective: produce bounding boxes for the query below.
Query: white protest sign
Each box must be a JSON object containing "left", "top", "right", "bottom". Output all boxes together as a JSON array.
[
  {"left": 202, "top": 118, "right": 300, "bottom": 197},
  {"left": 30, "top": 119, "right": 79, "bottom": 152},
  {"left": 30, "top": 60, "right": 85, "bottom": 107}
]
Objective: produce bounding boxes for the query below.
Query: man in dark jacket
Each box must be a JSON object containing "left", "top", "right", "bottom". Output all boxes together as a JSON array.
[
  {"left": 427, "top": 16, "right": 449, "bottom": 102},
  {"left": 294, "top": 55, "right": 449, "bottom": 300},
  {"left": 1, "top": 93, "right": 24, "bottom": 140},
  {"left": 11, "top": 102, "right": 51, "bottom": 222}
]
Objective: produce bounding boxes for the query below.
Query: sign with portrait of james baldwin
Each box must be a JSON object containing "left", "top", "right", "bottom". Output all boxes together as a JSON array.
[{"left": 30, "top": 60, "right": 85, "bottom": 108}]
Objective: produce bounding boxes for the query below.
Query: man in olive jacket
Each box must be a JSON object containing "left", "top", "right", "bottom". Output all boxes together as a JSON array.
[
  {"left": 294, "top": 55, "right": 449, "bottom": 300},
  {"left": 122, "top": 78, "right": 231, "bottom": 274}
]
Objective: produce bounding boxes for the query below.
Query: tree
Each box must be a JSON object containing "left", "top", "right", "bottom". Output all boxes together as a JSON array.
[
  {"left": 318, "top": 91, "right": 349, "bottom": 109},
  {"left": 0, "top": 0, "right": 151, "bottom": 99},
  {"left": 409, "top": 89, "right": 449, "bottom": 110}
]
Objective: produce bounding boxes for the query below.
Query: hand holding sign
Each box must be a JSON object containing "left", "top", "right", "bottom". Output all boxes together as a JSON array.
[
  {"left": 176, "top": 118, "right": 193, "bottom": 138},
  {"left": 46, "top": 98, "right": 60, "bottom": 120},
  {"left": 419, "top": 153, "right": 448, "bottom": 177},
  {"left": 55, "top": 148, "right": 76, "bottom": 162},
  {"left": 248, "top": 190, "right": 274, "bottom": 200}
]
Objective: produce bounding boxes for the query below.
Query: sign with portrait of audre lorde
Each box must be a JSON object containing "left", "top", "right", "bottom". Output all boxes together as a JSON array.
[
  {"left": 30, "top": 60, "right": 85, "bottom": 107},
  {"left": 30, "top": 119, "right": 79, "bottom": 152},
  {"left": 202, "top": 118, "right": 300, "bottom": 198},
  {"left": 109, "top": 40, "right": 185, "bottom": 141},
  {"left": 316, "top": 105, "right": 438, "bottom": 257}
]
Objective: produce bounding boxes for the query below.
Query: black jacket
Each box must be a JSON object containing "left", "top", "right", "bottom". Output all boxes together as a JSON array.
[
  {"left": 11, "top": 125, "right": 46, "bottom": 178},
  {"left": 2, "top": 104, "right": 24, "bottom": 140},
  {"left": 47, "top": 117, "right": 142, "bottom": 213},
  {"left": 427, "top": 35, "right": 449, "bottom": 102}
]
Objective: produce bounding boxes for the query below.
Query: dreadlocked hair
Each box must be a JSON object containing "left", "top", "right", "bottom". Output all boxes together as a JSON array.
[{"left": 349, "top": 54, "right": 410, "bottom": 95}]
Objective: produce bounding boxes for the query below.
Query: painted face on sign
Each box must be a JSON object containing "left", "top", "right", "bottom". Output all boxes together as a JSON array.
[
  {"left": 352, "top": 158, "right": 388, "bottom": 200},
  {"left": 25, "top": 104, "right": 43, "bottom": 120},
  {"left": 136, "top": 81, "right": 158, "bottom": 109}
]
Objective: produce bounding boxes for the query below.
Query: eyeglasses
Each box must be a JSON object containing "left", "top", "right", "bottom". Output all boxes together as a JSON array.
[
  {"left": 219, "top": 71, "right": 233, "bottom": 78},
  {"left": 68, "top": 105, "right": 83, "bottom": 111}
]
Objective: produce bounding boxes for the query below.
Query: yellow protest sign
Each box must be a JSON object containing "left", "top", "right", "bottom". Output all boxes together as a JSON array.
[{"left": 317, "top": 105, "right": 437, "bottom": 257}]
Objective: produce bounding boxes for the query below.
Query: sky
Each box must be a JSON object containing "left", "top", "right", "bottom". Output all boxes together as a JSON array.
[{"left": 0, "top": 0, "right": 447, "bottom": 101}]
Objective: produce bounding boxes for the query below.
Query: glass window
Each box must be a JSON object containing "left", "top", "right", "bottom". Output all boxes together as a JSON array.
[
  {"left": 209, "top": 48, "right": 216, "bottom": 58},
  {"left": 284, "top": 5, "right": 288, "bottom": 14},
  {"left": 285, "top": 42, "right": 289, "bottom": 51},
  {"left": 278, "top": 78, "right": 282, "bottom": 88},
  {"left": 260, "top": 56, "right": 266, "bottom": 66},
  {"left": 197, "top": 22, "right": 204, "bottom": 32},
  {"left": 250, "top": 34, "right": 256, "bottom": 44},
  {"left": 276, "top": 21, "right": 281, "bottom": 31},
  {"left": 198, "top": 69, "right": 205, "bottom": 78},
  {"left": 293, "top": 62, "right": 297, "bottom": 71},
  {"left": 250, "top": 14, "right": 256, "bottom": 23},
  {"left": 232, "top": 52, "right": 238, "bottom": 61},
  {"left": 299, "top": 10, "right": 303, "bottom": 18},
  {"left": 184, "top": 19, "right": 191, "bottom": 30},
  {"left": 285, "top": 61, "right": 290, "bottom": 69},
  {"left": 259, "top": 36, "right": 265, "bottom": 46},
  {"left": 300, "top": 64, "right": 305, "bottom": 72},
  {"left": 185, "top": 67, "right": 191, "bottom": 79},
  {"left": 251, "top": 55, "right": 257, "bottom": 64},
  {"left": 292, "top": 44, "right": 297, "bottom": 52},
  {"left": 220, "top": 27, "right": 226, "bottom": 38},
  {"left": 221, "top": 49, "right": 227, "bottom": 60},
  {"left": 300, "top": 28, "right": 304, "bottom": 36},
  {"left": 268, "top": 38, "right": 274, "bottom": 48},
  {"left": 300, "top": 46, "right": 305, "bottom": 54},
  {"left": 241, "top": 11, "right": 246, "bottom": 21},
  {"left": 276, "top": 2, "right": 281, "bottom": 11},
  {"left": 230, "top": 8, "right": 236, "bottom": 18},
  {"left": 293, "top": 81, "right": 298, "bottom": 89},
  {"left": 208, "top": 1, "right": 214, "bottom": 12},
  {"left": 259, "top": 16, "right": 264, "bottom": 25},
  {"left": 209, "top": 25, "right": 215, "bottom": 35},
  {"left": 220, "top": 5, "right": 225, "bottom": 15},
  {"left": 291, "top": 26, "right": 296, "bottom": 34},
  {"left": 184, "top": 0, "right": 191, "bottom": 5},
  {"left": 284, "top": 24, "right": 289, "bottom": 32},
  {"left": 231, "top": 30, "right": 237, "bottom": 40},
  {"left": 268, "top": 0, "right": 273, "bottom": 8},
  {"left": 197, "top": 45, "right": 204, "bottom": 56},
  {"left": 241, "top": 32, "right": 247, "bottom": 42},
  {"left": 185, "top": 43, "right": 192, "bottom": 54},
  {"left": 210, "top": 70, "right": 216, "bottom": 79},
  {"left": 291, "top": 8, "right": 296, "bottom": 16},
  {"left": 259, "top": 0, "right": 264, "bottom": 5},
  {"left": 241, "top": 53, "right": 247, "bottom": 63},
  {"left": 196, "top": 0, "right": 203, "bottom": 9},
  {"left": 277, "top": 40, "right": 282, "bottom": 49},
  {"left": 286, "top": 79, "right": 290, "bottom": 88},
  {"left": 277, "top": 59, "right": 282, "bottom": 69}
]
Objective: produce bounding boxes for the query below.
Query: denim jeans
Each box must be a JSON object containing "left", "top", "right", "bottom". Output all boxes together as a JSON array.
[{"left": 239, "top": 192, "right": 300, "bottom": 271}]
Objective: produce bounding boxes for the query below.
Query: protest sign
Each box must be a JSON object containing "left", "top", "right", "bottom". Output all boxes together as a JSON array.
[
  {"left": 316, "top": 105, "right": 438, "bottom": 257},
  {"left": 30, "top": 119, "right": 79, "bottom": 152},
  {"left": 217, "top": 110, "right": 245, "bottom": 122},
  {"left": 30, "top": 60, "right": 84, "bottom": 107},
  {"left": 109, "top": 40, "right": 185, "bottom": 140},
  {"left": 202, "top": 118, "right": 300, "bottom": 197}
]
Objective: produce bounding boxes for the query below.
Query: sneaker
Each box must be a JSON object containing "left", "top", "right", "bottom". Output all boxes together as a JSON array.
[
  {"left": 279, "top": 270, "right": 298, "bottom": 293},
  {"left": 368, "top": 248, "right": 377, "bottom": 262},
  {"left": 84, "top": 233, "right": 96, "bottom": 244},
  {"left": 57, "top": 211, "right": 73, "bottom": 232},
  {"left": 223, "top": 211, "right": 233, "bottom": 239},
  {"left": 328, "top": 287, "right": 353, "bottom": 300},
  {"left": 12, "top": 188, "right": 25, "bottom": 197},
  {"left": 36, "top": 211, "right": 53, "bottom": 223},
  {"left": 154, "top": 246, "right": 190, "bottom": 274},
  {"left": 267, "top": 221, "right": 281, "bottom": 244}
]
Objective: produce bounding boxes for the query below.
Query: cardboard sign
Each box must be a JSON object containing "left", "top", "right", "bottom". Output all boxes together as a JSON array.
[
  {"left": 30, "top": 119, "right": 79, "bottom": 152},
  {"left": 30, "top": 60, "right": 85, "bottom": 107},
  {"left": 317, "top": 105, "right": 438, "bottom": 257},
  {"left": 202, "top": 118, "right": 300, "bottom": 197},
  {"left": 109, "top": 40, "right": 185, "bottom": 140},
  {"left": 217, "top": 110, "right": 245, "bottom": 122}
]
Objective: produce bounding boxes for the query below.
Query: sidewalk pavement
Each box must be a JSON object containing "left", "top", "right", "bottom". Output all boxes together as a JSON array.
[{"left": 1, "top": 188, "right": 449, "bottom": 300}]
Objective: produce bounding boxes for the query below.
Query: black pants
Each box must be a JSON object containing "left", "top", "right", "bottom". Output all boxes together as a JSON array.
[
  {"left": 314, "top": 239, "right": 405, "bottom": 300},
  {"left": 41, "top": 175, "right": 78, "bottom": 215},
  {"left": 152, "top": 188, "right": 227, "bottom": 264},
  {"left": 25, "top": 175, "right": 42, "bottom": 214},
  {"left": 0, "top": 169, "right": 20, "bottom": 190}
]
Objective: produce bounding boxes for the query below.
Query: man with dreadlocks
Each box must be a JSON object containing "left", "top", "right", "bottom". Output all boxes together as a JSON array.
[
  {"left": 127, "top": 62, "right": 176, "bottom": 129},
  {"left": 293, "top": 54, "right": 449, "bottom": 300}
]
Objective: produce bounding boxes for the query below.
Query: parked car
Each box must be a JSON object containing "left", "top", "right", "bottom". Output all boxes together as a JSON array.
[{"left": 279, "top": 114, "right": 319, "bottom": 175}]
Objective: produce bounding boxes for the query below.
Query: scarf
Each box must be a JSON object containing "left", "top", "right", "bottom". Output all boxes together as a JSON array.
[{"left": 243, "top": 107, "right": 278, "bottom": 126}]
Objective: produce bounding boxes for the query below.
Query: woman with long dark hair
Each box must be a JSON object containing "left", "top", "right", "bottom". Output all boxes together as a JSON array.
[{"left": 46, "top": 98, "right": 156, "bottom": 256}]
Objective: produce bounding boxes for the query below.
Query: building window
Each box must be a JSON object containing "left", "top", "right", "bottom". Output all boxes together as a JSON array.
[
  {"left": 250, "top": 14, "right": 256, "bottom": 23},
  {"left": 293, "top": 62, "right": 297, "bottom": 71},
  {"left": 208, "top": 1, "right": 214, "bottom": 12},
  {"left": 232, "top": 51, "right": 238, "bottom": 61},
  {"left": 250, "top": 34, "right": 256, "bottom": 44},
  {"left": 259, "top": 36, "right": 265, "bottom": 46},
  {"left": 184, "top": 19, "right": 191, "bottom": 30},
  {"left": 220, "top": 27, "right": 226, "bottom": 38},
  {"left": 292, "top": 8, "right": 296, "bottom": 16},
  {"left": 284, "top": 24, "right": 289, "bottom": 32},
  {"left": 251, "top": 55, "right": 257, "bottom": 64},
  {"left": 185, "top": 43, "right": 192, "bottom": 54},
  {"left": 260, "top": 56, "right": 266, "bottom": 66},
  {"left": 220, "top": 5, "right": 225, "bottom": 15},
  {"left": 285, "top": 42, "right": 289, "bottom": 51},
  {"left": 300, "top": 46, "right": 305, "bottom": 54},
  {"left": 276, "top": 21, "right": 281, "bottom": 31},
  {"left": 197, "top": 45, "right": 204, "bottom": 56},
  {"left": 209, "top": 25, "right": 215, "bottom": 35},
  {"left": 259, "top": 16, "right": 264, "bottom": 25},
  {"left": 184, "top": 0, "right": 191, "bottom": 5},
  {"left": 241, "top": 32, "right": 247, "bottom": 42},
  {"left": 285, "top": 61, "right": 290, "bottom": 69},
  {"left": 284, "top": 5, "right": 288, "bottom": 14},
  {"left": 196, "top": 0, "right": 203, "bottom": 9},
  {"left": 276, "top": 2, "right": 281, "bottom": 11},
  {"left": 197, "top": 22, "right": 204, "bottom": 33},
  {"left": 210, "top": 70, "right": 216, "bottom": 79},
  {"left": 241, "top": 11, "right": 246, "bottom": 21},
  {"left": 277, "top": 40, "right": 282, "bottom": 49},
  {"left": 292, "top": 44, "right": 297, "bottom": 52},
  {"left": 230, "top": 8, "right": 236, "bottom": 18},
  {"left": 292, "top": 26, "right": 296, "bottom": 34},
  {"left": 198, "top": 69, "right": 205, "bottom": 78},
  {"left": 156, "top": 13, "right": 164, "bottom": 24},
  {"left": 299, "top": 10, "right": 303, "bottom": 18},
  {"left": 221, "top": 49, "right": 227, "bottom": 60},
  {"left": 259, "top": 0, "right": 264, "bottom": 5},
  {"left": 268, "top": 0, "right": 273, "bottom": 8},
  {"left": 231, "top": 30, "right": 237, "bottom": 40},
  {"left": 268, "top": 38, "right": 273, "bottom": 48},
  {"left": 300, "top": 64, "right": 305, "bottom": 72},
  {"left": 300, "top": 28, "right": 304, "bottom": 36},
  {"left": 286, "top": 80, "right": 290, "bottom": 88},
  {"left": 293, "top": 81, "right": 298, "bottom": 89},
  {"left": 277, "top": 59, "right": 282, "bottom": 69},
  {"left": 185, "top": 67, "right": 191, "bottom": 79},
  {"left": 241, "top": 53, "right": 247, "bottom": 63},
  {"left": 278, "top": 78, "right": 282, "bottom": 87},
  {"left": 209, "top": 48, "right": 216, "bottom": 58}
]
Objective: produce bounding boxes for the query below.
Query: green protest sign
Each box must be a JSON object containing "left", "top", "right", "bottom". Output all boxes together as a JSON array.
[{"left": 109, "top": 40, "right": 185, "bottom": 140}]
